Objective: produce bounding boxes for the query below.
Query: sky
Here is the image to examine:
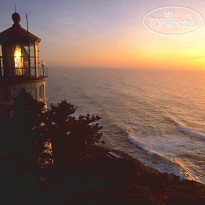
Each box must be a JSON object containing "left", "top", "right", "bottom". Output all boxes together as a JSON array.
[{"left": 0, "top": 0, "right": 205, "bottom": 70}]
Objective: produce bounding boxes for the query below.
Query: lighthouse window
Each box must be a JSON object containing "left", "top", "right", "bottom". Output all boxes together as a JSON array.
[
  {"left": 14, "top": 45, "right": 23, "bottom": 75},
  {"left": 39, "top": 84, "right": 44, "bottom": 99}
]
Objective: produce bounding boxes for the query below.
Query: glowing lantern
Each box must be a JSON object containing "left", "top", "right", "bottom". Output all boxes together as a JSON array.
[{"left": 14, "top": 45, "right": 23, "bottom": 75}]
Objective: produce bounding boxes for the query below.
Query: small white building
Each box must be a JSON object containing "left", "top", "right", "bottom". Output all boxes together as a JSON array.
[{"left": 0, "top": 12, "right": 48, "bottom": 113}]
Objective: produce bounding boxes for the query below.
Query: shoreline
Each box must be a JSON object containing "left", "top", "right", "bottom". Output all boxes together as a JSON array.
[{"left": 101, "top": 140, "right": 203, "bottom": 185}]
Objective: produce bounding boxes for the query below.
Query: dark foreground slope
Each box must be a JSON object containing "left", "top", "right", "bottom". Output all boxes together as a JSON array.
[
  {"left": 39, "top": 145, "right": 205, "bottom": 205},
  {"left": 0, "top": 145, "right": 205, "bottom": 205}
]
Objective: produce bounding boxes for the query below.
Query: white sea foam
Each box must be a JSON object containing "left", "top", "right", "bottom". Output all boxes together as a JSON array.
[
  {"left": 127, "top": 134, "right": 148, "bottom": 151},
  {"left": 166, "top": 116, "right": 205, "bottom": 140},
  {"left": 127, "top": 134, "right": 173, "bottom": 161},
  {"left": 127, "top": 133, "right": 197, "bottom": 181},
  {"left": 176, "top": 123, "right": 205, "bottom": 140}
]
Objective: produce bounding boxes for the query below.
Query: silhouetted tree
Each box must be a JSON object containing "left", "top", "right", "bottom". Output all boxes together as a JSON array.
[{"left": 47, "top": 100, "right": 103, "bottom": 171}]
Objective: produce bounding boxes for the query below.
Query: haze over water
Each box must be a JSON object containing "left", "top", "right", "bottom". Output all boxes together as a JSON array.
[{"left": 47, "top": 67, "right": 205, "bottom": 184}]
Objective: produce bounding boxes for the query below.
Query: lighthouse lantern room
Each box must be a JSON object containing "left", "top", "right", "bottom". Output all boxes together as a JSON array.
[{"left": 0, "top": 12, "right": 48, "bottom": 113}]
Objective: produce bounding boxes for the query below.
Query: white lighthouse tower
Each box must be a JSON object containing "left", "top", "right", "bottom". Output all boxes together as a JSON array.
[{"left": 0, "top": 12, "right": 48, "bottom": 113}]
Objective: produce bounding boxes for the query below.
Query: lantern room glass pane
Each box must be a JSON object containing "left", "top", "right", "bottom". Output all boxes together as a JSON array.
[
  {"left": 22, "top": 45, "right": 29, "bottom": 70},
  {"left": 29, "top": 44, "right": 35, "bottom": 57},
  {"left": 14, "top": 45, "right": 23, "bottom": 71},
  {"left": 0, "top": 45, "right": 2, "bottom": 56},
  {"left": 30, "top": 57, "right": 35, "bottom": 76},
  {"left": 35, "top": 43, "right": 39, "bottom": 77},
  {"left": 13, "top": 44, "right": 31, "bottom": 76},
  {"left": 2, "top": 44, "right": 14, "bottom": 76}
]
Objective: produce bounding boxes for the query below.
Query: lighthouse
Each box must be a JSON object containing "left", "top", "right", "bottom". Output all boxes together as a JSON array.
[{"left": 0, "top": 12, "right": 48, "bottom": 113}]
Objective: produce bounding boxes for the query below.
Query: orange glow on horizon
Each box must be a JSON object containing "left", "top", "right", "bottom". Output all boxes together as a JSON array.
[{"left": 39, "top": 7, "right": 205, "bottom": 71}]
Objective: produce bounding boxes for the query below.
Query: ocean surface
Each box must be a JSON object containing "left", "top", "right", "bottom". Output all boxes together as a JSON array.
[{"left": 47, "top": 67, "right": 205, "bottom": 184}]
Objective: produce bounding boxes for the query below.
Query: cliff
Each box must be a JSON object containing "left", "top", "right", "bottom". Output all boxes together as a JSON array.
[{"left": 41, "top": 145, "right": 205, "bottom": 205}]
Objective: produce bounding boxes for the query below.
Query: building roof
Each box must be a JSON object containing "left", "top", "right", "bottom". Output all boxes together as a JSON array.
[{"left": 0, "top": 13, "right": 41, "bottom": 44}]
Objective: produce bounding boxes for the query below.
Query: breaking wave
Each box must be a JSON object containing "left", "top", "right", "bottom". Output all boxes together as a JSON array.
[
  {"left": 127, "top": 133, "right": 198, "bottom": 182},
  {"left": 176, "top": 123, "right": 205, "bottom": 140},
  {"left": 166, "top": 116, "right": 205, "bottom": 140}
]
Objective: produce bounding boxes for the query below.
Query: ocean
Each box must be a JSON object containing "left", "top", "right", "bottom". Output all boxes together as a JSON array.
[{"left": 47, "top": 67, "right": 205, "bottom": 184}]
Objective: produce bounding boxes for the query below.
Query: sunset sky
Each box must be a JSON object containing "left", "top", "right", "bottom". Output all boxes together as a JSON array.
[{"left": 1, "top": 0, "right": 205, "bottom": 70}]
